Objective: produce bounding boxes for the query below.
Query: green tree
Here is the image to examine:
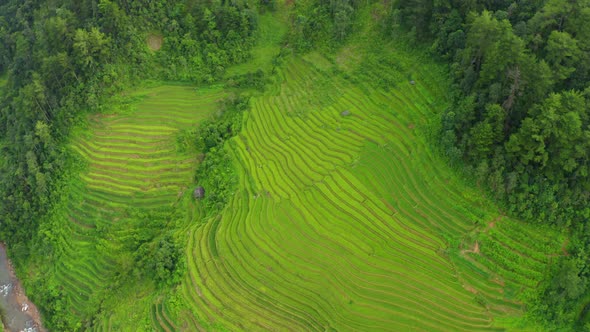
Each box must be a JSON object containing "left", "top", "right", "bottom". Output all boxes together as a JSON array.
[
  {"left": 545, "top": 30, "right": 581, "bottom": 83},
  {"left": 394, "top": 0, "right": 434, "bottom": 39},
  {"left": 466, "top": 103, "right": 505, "bottom": 160},
  {"left": 506, "top": 91, "right": 589, "bottom": 180},
  {"left": 72, "top": 27, "right": 110, "bottom": 70},
  {"left": 540, "top": 256, "right": 588, "bottom": 325}
]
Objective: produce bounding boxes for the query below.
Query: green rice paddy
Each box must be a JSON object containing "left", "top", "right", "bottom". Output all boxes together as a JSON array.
[
  {"left": 41, "top": 84, "right": 225, "bottom": 329},
  {"left": 35, "top": 12, "right": 565, "bottom": 332},
  {"left": 176, "top": 52, "right": 563, "bottom": 330}
]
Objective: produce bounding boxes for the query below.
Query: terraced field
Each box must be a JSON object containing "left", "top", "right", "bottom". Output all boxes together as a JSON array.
[
  {"left": 31, "top": 19, "right": 565, "bottom": 331},
  {"left": 177, "top": 50, "right": 564, "bottom": 331},
  {"left": 45, "top": 85, "right": 224, "bottom": 328}
]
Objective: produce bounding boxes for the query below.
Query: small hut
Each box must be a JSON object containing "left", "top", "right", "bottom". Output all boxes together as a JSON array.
[
  {"left": 193, "top": 186, "right": 205, "bottom": 199},
  {"left": 340, "top": 110, "right": 351, "bottom": 117}
]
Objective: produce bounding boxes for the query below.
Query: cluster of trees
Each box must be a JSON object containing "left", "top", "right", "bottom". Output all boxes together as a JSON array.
[
  {"left": 129, "top": 210, "right": 184, "bottom": 288},
  {"left": 0, "top": 0, "right": 257, "bottom": 247},
  {"left": 194, "top": 95, "right": 249, "bottom": 213},
  {"left": 391, "top": 0, "right": 590, "bottom": 328},
  {"left": 226, "top": 69, "right": 267, "bottom": 90},
  {"left": 147, "top": 0, "right": 259, "bottom": 81},
  {"left": 287, "top": 0, "right": 361, "bottom": 50}
]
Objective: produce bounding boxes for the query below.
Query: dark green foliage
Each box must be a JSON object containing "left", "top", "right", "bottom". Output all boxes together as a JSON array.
[
  {"left": 225, "top": 69, "right": 267, "bottom": 91},
  {"left": 506, "top": 91, "right": 590, "bottom": 181},
  {"left": 534, "top": 229, "right": 590, "bottom": 329},
  {"left": 108, "top": 207, "right": 187, "bottom": 288},
  {"left": 395, "top": 0, "right": 434, "bottom": 40},
  {"left": 546, "top": 259, "right": 587, "bottom": 315},
  {"left": 196, "top": 95, "right": 249, "bottom": 153},
  {"left": 195, "top": 146, "right": 238, "bottom": 213},
  {"left": 150, "top": 0, "right": 258, "bottom": 81},
  {"left": 33, "top": 275, "right": 81, "bottom": 330},
  {"left": 135, "top": 234, "right": 184, "bottom": 287},
  {"left": 259, "top": 0, "right": 277, "bottom": 12},
  {"left": 287, "top": 0, "right": 363, "bottom": 51},
  {"left": 194, "top": 95, "right": 248, "bottom": 212}
]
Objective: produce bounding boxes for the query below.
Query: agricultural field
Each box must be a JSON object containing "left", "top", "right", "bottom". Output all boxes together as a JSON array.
[
  {"left": 175, "top": 46, "right": 564, "bottom": 330},
  {"left": 32, "top": 84, "right": 225, "bottom": 329},
  {"left": 23, "top": 9, "right": 565, "bottom": 332}
]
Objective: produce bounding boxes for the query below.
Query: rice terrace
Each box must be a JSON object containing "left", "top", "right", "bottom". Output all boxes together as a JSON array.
[{"left": 0, "top": 0, "right": 586, "bottom": 331}]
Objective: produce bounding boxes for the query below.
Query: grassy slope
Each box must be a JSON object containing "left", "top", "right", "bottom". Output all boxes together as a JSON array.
[{"left": 20, "top": 5, "right": 564, "bottom": 331}]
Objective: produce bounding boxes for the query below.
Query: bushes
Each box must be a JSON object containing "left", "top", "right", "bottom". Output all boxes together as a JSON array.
[
  {"left": 286, "top": 0, "right": 362, "bottom": 52},
  {"left": 135, "top": 234, "right": 184, "bottom": 288},
  {"left": 29, "top": 274, "right": 81, "bottom": 331},
  {"left": 194, "top": 95, "right": 248, "bottom": 213},
  {"left": 195, "top": 95, "right": 249, "bottom": 153},
  {"left": 0, "top": 308, "right": 5, "bottom": 332},
  {"left": 225, "top": 69, "right": 267, "bottom": 91},
  {"left": 195, "top": 146, "right": 238, "bottom": 213},
  {"left": 112, "top": 207, "right": 187, "bottom": 288}
]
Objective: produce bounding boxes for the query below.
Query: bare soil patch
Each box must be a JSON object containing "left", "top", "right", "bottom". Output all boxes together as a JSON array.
[
  {"left": 463, "top": 284, "right": 478, "bottom": 294},
  {"left": 462, "top": 241, "right": 480, "bottom": 255},
  {"left": 487, "top": 215, "right": 503, "bottom": 230},
  {"left": 147, "top": 34, "right": 163, "bottom": 51},
  {"left": 491, "top": 276, "right": 505, "bottom": 287}
]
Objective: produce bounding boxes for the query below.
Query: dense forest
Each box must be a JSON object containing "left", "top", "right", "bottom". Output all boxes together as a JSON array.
[{"left": 1, "top": 0, "right": 589, "bottom": 330}]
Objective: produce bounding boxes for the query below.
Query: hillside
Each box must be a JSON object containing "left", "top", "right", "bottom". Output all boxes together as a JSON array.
[
  {"left": 0, "top": 0, "right": 585, "bottom": 331},
  {"left": 20, "top": 8, "right": 564, "bottom": 332},
  {"left": 173, "top": 20, "right": 564, "bottom": 329}
]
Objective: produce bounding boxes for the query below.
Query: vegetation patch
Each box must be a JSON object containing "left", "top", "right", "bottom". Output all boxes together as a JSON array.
[{"left": 194, "top": 95, "right": 248, "bottom": 213}]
